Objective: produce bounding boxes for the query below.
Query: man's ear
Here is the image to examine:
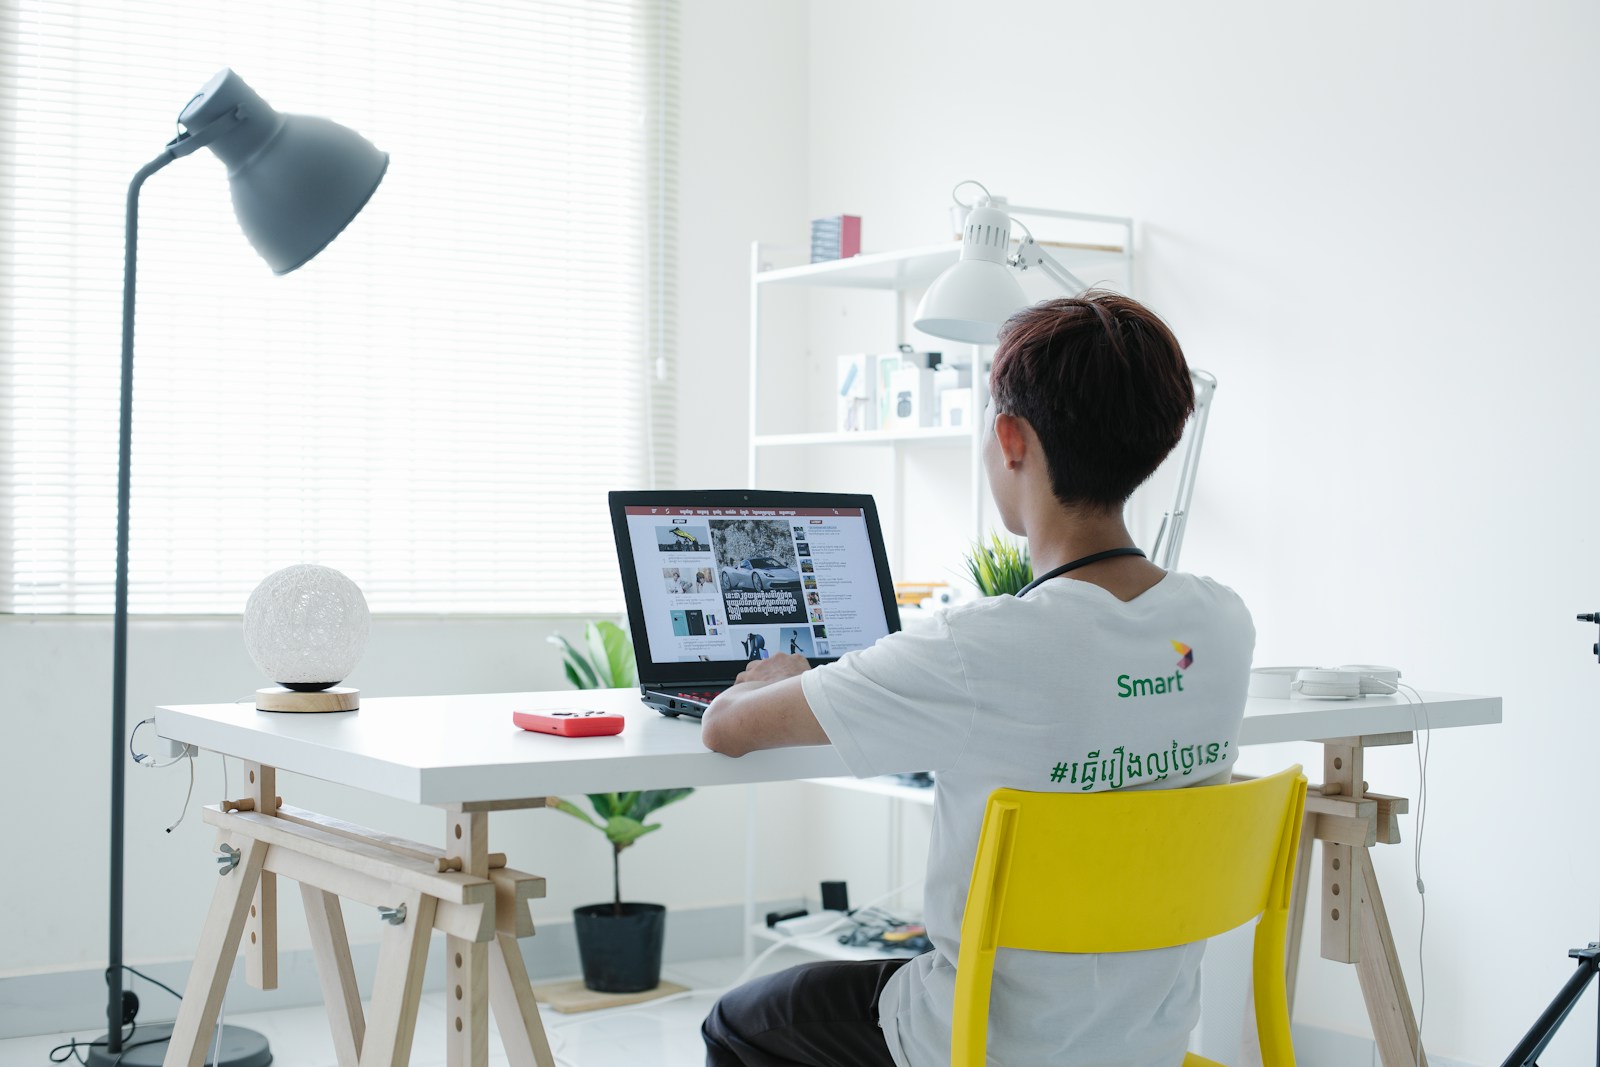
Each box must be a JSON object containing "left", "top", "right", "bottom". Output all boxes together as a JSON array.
[{"left": 993, "top": 411, "right": 1029, "bottom": 470}]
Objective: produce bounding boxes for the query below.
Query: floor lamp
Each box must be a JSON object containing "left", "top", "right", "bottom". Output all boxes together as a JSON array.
[
  {"left": 913, "top": 180, "right": 1216, "bottom": 571},
  {"left": 92, "top": 68, "right": 387, "bottom": 1066}
]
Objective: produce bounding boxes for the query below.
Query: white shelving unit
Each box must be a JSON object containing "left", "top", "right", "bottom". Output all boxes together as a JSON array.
[
  {"left": 746, "top": 227, "right": 1134, "bottom": 566},
  {"left": 740, "top": 218, "right": 1134, "bottom": 963},
  {"left": 746, "top": 777, "right": 935, "bottom": 963}
]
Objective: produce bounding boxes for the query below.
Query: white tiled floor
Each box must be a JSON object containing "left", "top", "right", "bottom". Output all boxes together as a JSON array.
[{"left": 0, "top": 953, "right": 808, "bottom": 1067}]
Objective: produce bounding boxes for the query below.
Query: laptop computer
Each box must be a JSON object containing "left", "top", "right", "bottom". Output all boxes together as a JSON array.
[{"left": 609, "top": 490, "right": 902, "bottom": 718}]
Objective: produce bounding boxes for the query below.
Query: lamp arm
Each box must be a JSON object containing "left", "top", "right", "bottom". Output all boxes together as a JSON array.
[
  {"left": 1010, "top": 235, "right": 1090, "bottom": 296},
  {"left": 105, "top": 147, "right": 178, "bottom": 1056},
  {"left": 1150, "top": 370, "right": 1218, "bottom": 570}
]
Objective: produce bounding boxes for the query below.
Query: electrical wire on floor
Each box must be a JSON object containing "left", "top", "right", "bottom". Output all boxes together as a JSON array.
[
  {"left": 46, "top": 966, "right": 185, "bottom": 1064},
  {"left": 543, "top": 876, "right": 926, "bottom": 1067},
  {"left": 48, "top": 1022, "right": 133, "bottom": 1065}
]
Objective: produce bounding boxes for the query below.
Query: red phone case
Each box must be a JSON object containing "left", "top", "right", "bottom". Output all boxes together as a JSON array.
[{"left": 513, "top": 709, "right": 625, "bottom": 737}]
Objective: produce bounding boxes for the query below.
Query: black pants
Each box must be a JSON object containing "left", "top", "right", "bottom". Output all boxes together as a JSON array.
[{"left": 703, "top": 958, "right": 911, "bottom": 1066}]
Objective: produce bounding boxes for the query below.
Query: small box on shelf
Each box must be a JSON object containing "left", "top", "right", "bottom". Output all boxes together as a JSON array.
[
  {"left": 885, "top": 364, "right": 936, "bottom": 430},
  {"left": 939, "top": 387, "right": 974, "bottom": 428},
  {"left": 835, "top": 354, "right": 879, "bottom": 432},
  {"left": 810, "top": 214, "right": 862, "bottom": 263}
]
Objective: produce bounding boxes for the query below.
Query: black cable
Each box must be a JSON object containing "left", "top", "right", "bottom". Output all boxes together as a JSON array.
[
  {"left": 49, "top": 1021, "right": 134, "bottom": 1065},
  {"left": 121, "top": 965, "right": 182, "bottom": 1002},
  {"left": 46, "top": 963, "right": 184, "bottom": 1064}
]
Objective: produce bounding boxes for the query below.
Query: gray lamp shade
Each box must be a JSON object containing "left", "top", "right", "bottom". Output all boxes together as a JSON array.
[{"left": 180, "top": 69, "right": 389, "bottom": 274}]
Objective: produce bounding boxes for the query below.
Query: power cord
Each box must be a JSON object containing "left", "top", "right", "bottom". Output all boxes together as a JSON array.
[
  {"left": 47, "top": 967, "right": 184, "bottom": 1064},
  {"left": 49, "top": 1021, "right": 134, "bottom": 1065},
  {"left": 164, "top": 756, "right": 197, "bottom": 833},
  {"left": 129, "top": 718, "right": 190, "bottom": 770},
  {"left": 56, "top": 733, "right": 237, "bottom": 1062},
  {"left": 1389, "top": 681, "right": 1431, "bottom": 1065},
  {"left": 128, "top": 717, "right": 199, "bottom": 832}
]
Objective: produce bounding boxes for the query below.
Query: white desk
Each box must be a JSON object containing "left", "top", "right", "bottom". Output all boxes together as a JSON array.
[
  {"left": 155, "top": 687, "right": 1498, "bottom": 804},
  {"left": 154, "top": 687, "right": 1500, "bottom": 1067}
]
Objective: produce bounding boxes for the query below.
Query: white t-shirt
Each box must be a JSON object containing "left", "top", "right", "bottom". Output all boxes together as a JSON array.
[{"left": 800, "top": 571, "right": 1255, "bottom": 1067}]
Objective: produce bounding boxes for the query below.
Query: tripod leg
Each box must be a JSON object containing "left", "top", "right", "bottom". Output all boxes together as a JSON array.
[{"left": 1497, "top": 948, "right": 1600, "bottom": 1067}]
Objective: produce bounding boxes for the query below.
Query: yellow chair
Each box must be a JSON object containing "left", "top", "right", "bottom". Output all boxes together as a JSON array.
[{"left": 952, "top": 765, "right": 1308, "bottom": 1067}]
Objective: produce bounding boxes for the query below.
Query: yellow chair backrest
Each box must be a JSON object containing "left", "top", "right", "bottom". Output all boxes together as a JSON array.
[{"left": 951, "top": 765, "right": 1307, "bottom": 1067}]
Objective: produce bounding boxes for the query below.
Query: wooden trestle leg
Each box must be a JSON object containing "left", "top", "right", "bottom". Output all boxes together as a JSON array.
[
  {"left": 163, "top": 777, "right": 553, "bottom": 1067},
  {"left": 163, "top": 839, "right": 268, "bottom": 1067},
  {"left": 1305, "top": 734, "right": 1427, "bottom": 1067},
  {"left": 302, "top": 883, "right": 366, "bottom": 1067}
]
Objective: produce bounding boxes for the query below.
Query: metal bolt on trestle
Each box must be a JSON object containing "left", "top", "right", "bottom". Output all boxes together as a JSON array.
[
  {"left": 216, "top": 844, "right": 241, "bottom": 875},
  {"left": 379, "top": 904, "right": 407, "bottom": 925}
]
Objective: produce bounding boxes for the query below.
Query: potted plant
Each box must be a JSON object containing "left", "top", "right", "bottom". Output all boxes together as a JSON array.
[
  {"left": 963, "top": 532, "right": 1033, "bottom": 597},
  {"left": 547, "top": 621, "right": 694, "bottom": 992}
]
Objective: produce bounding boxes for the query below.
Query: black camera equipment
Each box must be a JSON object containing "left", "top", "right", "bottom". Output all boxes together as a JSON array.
[{"left": 1494, "top": 615, "right": 1600, "bottom": 1066}]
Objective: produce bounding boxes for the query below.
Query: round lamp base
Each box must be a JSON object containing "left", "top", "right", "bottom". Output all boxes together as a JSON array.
[
  {"left": 256, "top": 686, "right": 359, "bottom": 713},
  {"left": 84, "top": 1022, "right": 271, "bottom": 1066}
]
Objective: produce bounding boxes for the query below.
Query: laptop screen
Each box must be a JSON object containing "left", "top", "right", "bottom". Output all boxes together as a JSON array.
[{"left": 610, "top": 490, "right": 900, "bottom": 686}]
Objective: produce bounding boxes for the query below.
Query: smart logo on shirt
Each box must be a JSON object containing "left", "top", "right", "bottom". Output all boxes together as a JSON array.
[{"left": 1114, "top": 640, "right": 1194, "bottom": 699}]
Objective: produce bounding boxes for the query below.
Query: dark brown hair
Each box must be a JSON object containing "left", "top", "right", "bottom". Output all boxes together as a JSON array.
[{"left": 990, "top": 290, "right": 1194, "bottom": 510}]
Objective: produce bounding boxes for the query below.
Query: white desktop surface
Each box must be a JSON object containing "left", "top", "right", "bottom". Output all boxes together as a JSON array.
[{"left": 156, "top": 688, "right": 1500, "bottom": 807}]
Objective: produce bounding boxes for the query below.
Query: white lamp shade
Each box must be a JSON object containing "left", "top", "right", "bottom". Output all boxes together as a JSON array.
[
  {"left": 914, "top": 199, "right": 1025, "bottom": 344},
  {"left": 914, "top": 257, "right": 1027, "bottom": 344},
  {"left": 243, "top": 564, "right": 371, "bottom": 689}
]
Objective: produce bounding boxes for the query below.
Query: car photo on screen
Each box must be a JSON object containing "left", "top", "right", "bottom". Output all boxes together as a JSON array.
[{"left": 720, "top": 556, "right": 801, "bottom": 591}]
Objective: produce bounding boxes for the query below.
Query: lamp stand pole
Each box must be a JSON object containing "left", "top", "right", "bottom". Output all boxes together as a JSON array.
[{"left": 88, "top": 151, "right": 270, "bottom": 1067}]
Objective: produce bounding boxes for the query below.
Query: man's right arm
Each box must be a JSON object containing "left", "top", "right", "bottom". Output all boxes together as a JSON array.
[{"left": 701, "top": 653, "right": 828, "bottom": 757}]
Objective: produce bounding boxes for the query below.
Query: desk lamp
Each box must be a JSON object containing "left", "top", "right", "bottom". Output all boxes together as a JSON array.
[
  {"left": 913, "top": 180, "right": 1215, "bottom": 569},
  {"left": 94, "top": 68, "right": 387, "bottom": 1066},
  {"left": 913, "top": 181, "right": 1090, "bottom": 345}
]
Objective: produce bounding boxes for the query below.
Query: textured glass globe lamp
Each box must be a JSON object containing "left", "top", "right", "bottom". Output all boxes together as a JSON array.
[{"left": 244, "top": 564, "right": 370, "bottom": 712}]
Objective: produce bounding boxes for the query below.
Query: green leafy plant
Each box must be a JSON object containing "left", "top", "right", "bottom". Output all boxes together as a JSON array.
[
  {"left": 547, "top": 620, "right": 638, "bottom": 689},
  {"left": 551, "top": 790, "right": 694, "bottom": 914},
  {"left": 547, "top": 620, "right": 692, "bottom": 914},
  {"left": 963, "top": 532, "right": 1033, "bottom": 597}
]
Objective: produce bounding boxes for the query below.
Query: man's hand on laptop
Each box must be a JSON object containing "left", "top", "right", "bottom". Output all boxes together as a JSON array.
[
  {"left": 734, "top": 652, "right": 811, "bottom": 685},
  {"left": 703, "top": 653, "right": 826, "bottom": 757}
]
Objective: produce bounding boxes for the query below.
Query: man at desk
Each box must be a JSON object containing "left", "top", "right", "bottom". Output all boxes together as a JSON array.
[{"left": 700, "top": 292, "right": 1256, "bottom": 1067}]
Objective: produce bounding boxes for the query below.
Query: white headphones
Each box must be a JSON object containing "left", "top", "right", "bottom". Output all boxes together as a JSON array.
[{"left": 1250, "top": 664, "right": 1401, "bottom": 699}]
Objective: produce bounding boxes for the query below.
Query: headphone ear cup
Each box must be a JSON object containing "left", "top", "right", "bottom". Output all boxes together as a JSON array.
[{"left": 1290, "top": 668, "right": 1362, "bottom": 698}]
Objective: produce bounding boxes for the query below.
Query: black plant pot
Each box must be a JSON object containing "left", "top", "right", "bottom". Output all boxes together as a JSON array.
[{"left": 573, "top": 902, "right": 666, "bottom": 993}]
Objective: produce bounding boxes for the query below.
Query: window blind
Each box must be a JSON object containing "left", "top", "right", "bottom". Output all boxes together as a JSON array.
[{"left": 0, "top": 0, "right": 678, "bottom": 614}]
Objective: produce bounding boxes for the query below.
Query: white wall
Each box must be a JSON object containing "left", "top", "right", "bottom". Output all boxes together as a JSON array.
[
  {"left": 675, "top": 0, "right": 810, "bottom": 487},
  {"left": 797, "top": 1, "right": 1600, "bottom": 1061}
]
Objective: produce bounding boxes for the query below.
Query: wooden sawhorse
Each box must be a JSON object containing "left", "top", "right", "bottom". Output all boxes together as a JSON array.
[
  {"left": 161, "top": 762, "right": 556, "bottom": 1067},
  {"left": 1275, "top": 732, "right": 1427, "bottom": 1067}
]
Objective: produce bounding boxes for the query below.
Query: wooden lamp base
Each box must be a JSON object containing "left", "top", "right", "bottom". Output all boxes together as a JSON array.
[{"left": 256, "top": 686, "right": 360, "bottom": 713}]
